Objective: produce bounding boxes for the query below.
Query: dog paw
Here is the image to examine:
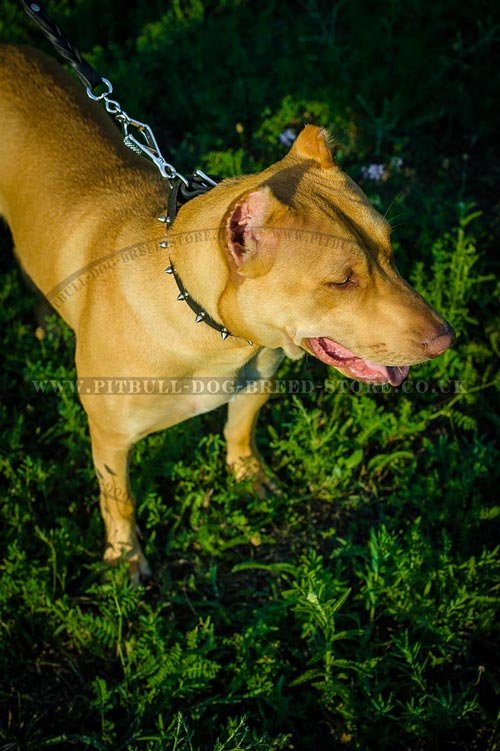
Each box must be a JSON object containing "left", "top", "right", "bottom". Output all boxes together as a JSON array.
[
  {"left": 230, "top": 456, "right": 281, "bottom": 498},
  {"left": 103, "top": 545, "right": 152, "bottom": 587},
  {"left": 128, "top": 554, "right": 153, "bottom": 587},
  {"left": 251, "top": 470, "right": 282, "bottom": 499}
]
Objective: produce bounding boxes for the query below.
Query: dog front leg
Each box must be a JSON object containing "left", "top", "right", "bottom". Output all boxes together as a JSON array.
[
  {"left": 88, "top": 420, "right": 151, "bottom": 585},
  {"left": 225, "top": 386, "right": 271, "bottom": 480},
  {"left": 224, "top": 347, "right": 284, "bottom": 496}
]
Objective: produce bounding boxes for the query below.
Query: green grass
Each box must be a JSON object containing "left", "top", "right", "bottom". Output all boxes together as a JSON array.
[{"left": 1, "top": 1, "right": 500, "bottom": 749}]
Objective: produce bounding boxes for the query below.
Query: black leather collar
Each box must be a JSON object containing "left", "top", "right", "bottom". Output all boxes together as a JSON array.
[
  {"left": 165, "top": 263, "right": 233, "bottom": 340},
  {"left": 161, "top": 175, "right": 252, "bottom": 345},
  {"left": 165, "top": 263, "right": 253, "bottom": 346}
]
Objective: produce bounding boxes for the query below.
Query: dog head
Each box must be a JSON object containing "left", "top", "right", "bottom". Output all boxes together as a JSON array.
[{"left": 218, "top": 125, "right": 453, "bottom": 385}]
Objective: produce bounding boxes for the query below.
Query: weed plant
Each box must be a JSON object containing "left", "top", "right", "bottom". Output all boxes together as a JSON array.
[{"left": 1, "top": 1, "right": 499, "bottom": 749}]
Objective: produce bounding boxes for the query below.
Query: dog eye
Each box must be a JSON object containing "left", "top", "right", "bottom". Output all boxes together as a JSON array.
[{"left": 327, "top": 274, "right": 352, "bottom": 288}]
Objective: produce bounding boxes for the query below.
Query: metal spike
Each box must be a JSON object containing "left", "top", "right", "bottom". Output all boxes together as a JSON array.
[
  {"left": 177, "top": 292, "right": 187, "bottom": 301},
  {"left": 221, "top": 328, "right": 230, "bottom": 340},
  {"left": 247, "top": 340, "right": 254, "bottom": 346},
  {"left": 165, "top": 266, "right": 174, "bottom": 274},
  {"left": 159, "top": 240, "right": 168, "bottom": 248},
  {"left": 195, "top": 312, "right": 206, "bottom": 323},
  {"left": 158, "top": 215, "right": 168, "bottom": 223}
]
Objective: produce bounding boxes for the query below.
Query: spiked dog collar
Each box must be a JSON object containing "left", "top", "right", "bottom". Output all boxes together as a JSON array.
[{"left": 165, "top": 263, "right": 253, "bottom": 345}]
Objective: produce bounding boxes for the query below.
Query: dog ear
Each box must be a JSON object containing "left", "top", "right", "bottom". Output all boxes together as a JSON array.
[
  {"left": 288, "top": 124, "right": 334, "bottom": 168},
  {"left": 226, "top": 186, "right": 277, "bottom": 277}
]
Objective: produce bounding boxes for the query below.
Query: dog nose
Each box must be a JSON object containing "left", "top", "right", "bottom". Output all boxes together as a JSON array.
[{"left": 422, "top": 324, "right": 455, "bottom": 358}]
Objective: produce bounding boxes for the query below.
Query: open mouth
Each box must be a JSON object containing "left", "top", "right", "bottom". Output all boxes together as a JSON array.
[{"left": 306, "top": 337, "right": 409, "bottom": 387}]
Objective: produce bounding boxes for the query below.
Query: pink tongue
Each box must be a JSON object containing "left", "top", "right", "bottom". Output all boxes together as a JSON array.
[{"left": 307, "top": 337, "right": 409, "bottom": 387}]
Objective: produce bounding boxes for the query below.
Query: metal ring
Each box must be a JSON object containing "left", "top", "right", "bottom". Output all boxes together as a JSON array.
[
  {"left": 104, "top": 98, "right": 123, "bottom": 115},
  {"left": 86, "top": 77, "right": 113, "bottom": 101}
]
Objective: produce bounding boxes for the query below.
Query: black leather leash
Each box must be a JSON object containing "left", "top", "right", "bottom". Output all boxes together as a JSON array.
[
  {"left": 20, "top": 1, "right": 102, "bottom": 90},
  {"left": 18, "top": 0, "right": 220, "bottom": 223}
]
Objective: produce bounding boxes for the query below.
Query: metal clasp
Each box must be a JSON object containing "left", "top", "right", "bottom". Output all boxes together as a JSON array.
[
  {"left": 122, "top": 117, "right": 188, "bottom": 185},
  {"left": 85, "top": 78, "right": 188, "bottom": 185}
]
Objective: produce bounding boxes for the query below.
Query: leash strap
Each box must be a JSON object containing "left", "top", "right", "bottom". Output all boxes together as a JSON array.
[{"left": 20, "top": 1, "right": 103, "bottom": 91}]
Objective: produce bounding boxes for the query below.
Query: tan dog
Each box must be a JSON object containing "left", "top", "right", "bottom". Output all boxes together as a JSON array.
[{"left": 0, "top": 45, "right": 453, "bottom": 582}]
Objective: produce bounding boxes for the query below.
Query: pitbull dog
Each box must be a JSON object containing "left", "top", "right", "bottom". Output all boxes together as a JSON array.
[{"left": 0, "top": 45, "right": 453, "bottom": 582}]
